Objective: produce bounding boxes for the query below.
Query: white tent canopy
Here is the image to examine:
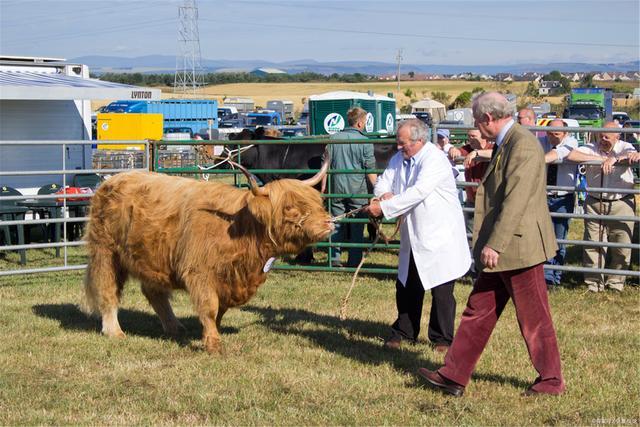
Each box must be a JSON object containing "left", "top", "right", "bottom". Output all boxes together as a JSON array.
[{"left": 410, "top": 98, "right": 446, "bottom": 122}]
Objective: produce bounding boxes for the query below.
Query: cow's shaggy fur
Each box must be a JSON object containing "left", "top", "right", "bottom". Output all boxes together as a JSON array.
[{"left": 82, "top": 171, "right": 332, "bottom": 353}]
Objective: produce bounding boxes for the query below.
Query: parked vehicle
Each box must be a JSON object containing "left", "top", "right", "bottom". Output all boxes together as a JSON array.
[
  {"left": 96, "top": 113, "right": 163, "bottom": 150},
  {"left": 266, "top": 100, "right": 294, "bottom": 121},
  {"left": 298, "top": 111, "right": 309, "bottom": 126},
  {"left": 564, "top": 88, "right": 613, "bottom": 128},
  {"left": 612, "top": 111, "right": 630, "bottom": 124},
  {"left": 222, "top": 97, "right": 254, "bottom": 113},
  {"left": 277, "top": 126, "right": 307, "bottom": 137},
  {"left": 413, "top": 112, "right": 433, "bottom": 126},
  {"left": 163, "top": 127, "right": 194, "bottom": 138},
  {"left": 103, "top": 99, "right": 218, "bottom": 135},
  {"left": 246, "top": 111, "right": 282, "bottom": 127},
  {"left": 530, "top": 102, "right": 551, "bottom": 119},
  {"left": 218, "top": 106, "right": 238, "bottom": 120},
  {"left": 219, "top": 113, "right": 247, "bottom": 128}
]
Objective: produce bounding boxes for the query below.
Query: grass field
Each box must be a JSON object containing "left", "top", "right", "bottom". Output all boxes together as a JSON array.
[
  {"left": 158, "top": 80, "right": 528, "bottom": 115},
  {"left": 1, "top": 220, "right": 639, "bottom": 425},
  {"left": 92, "top": 79, "right": 640, "bottom": 120}
]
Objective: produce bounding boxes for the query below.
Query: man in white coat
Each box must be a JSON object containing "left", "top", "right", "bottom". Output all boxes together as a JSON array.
[{"left": 366, "top": 119, "right": 471, "bottom": 352}]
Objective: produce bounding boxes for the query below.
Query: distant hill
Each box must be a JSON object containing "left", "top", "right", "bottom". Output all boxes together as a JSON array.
[{"left": 72, "top": 55, "right": 640, "bottom": 76}]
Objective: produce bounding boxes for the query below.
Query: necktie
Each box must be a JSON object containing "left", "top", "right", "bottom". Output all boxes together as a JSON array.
[
  {"left": 404, "top": 159, "right": 412, "bottom": 187},
  {"left": 491, "top": 145, "right": 499, "bottom": 161}
]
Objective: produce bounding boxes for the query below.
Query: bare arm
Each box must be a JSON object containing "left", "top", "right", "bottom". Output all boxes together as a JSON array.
[
  {"left": 544, "top": 150, "right": 559, "bottom": 163},
  {"left": 366, "top": 173, "right": 377, "bottom": 188},
  {"left": 565, "top": 149, "right": 604, "bottom": 163}
]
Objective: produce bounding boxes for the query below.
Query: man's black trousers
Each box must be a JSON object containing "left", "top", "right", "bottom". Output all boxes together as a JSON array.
[{"left": 390, "top": 252, "right": 456, "bottom": 345}]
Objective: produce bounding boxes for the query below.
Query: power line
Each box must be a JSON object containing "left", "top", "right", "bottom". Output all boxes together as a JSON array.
[
  {"left": 200, "top": 18, "right": 639, "bottom": 48},
  {"left": 231, "top": 0, "right": 640, "bottom": 25},
  {"left": 0, "top": 3, "right": 152, "bottom": 29},
  {"left": 1, "top": 18, "right": 174, "bottom": 47}
]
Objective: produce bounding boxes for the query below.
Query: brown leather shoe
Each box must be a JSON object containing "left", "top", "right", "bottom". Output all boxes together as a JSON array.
[
  {"left": 383, "top": 336, "right": 402, "bottom": 350},
  {"left": 417, "top": 368, "right": 464, "bottom": 397}
]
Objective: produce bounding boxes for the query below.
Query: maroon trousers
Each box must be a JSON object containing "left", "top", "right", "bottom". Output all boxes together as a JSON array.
[{"left": 438, "top": 263, "right": 565, "bottom": 394}]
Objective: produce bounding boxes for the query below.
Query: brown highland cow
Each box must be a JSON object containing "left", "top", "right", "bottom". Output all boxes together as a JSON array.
[{"left": 82, "top": 158, "right": 332, "bottom": 353}]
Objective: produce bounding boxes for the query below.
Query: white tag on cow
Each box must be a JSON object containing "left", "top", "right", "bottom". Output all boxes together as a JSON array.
[{"left": 263, "top": 257, "right": 276, "bottom": 273}]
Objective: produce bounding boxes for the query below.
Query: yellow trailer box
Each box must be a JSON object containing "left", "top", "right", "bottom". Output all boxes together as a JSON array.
[{"left": 97, "top": 113, "right": 163, "bottom": 150}]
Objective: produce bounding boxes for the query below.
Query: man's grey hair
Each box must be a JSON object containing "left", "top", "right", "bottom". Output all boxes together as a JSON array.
[
  {"left": 397, "top": 119, "right": 428, "bottom": 143},
  {"left": 472, "top": 92, "right": 516, "bottom": 120}
]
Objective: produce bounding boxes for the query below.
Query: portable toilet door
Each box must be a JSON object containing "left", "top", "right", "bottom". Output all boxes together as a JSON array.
[
  {"left": 310, "top": 98, "right": 352, "bottom": 135},
  {"left": 377, "top": 100, "right": 396, "bottom": 134}
]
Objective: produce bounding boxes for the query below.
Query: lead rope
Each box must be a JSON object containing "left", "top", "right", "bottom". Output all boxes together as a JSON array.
[{"left": 333, "top": 201, "right": 402, "bottom": 321}]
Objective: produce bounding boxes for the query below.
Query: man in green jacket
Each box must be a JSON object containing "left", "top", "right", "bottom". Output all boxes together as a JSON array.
[
  {"left": 321, "top": 107, "right": 377, "bottom": 267},
  {"left": 418, "top": 92, "right": 565, "bottom": 397}
]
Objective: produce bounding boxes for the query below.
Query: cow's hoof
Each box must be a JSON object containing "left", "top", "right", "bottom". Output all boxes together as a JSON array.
[
  {"left": 164, "top": 321, "right": 187, "bottom": 339},
  {"left": 204, "top": 336, "right": 223, "bottom": 354},
  {"left": 103, "top": 329, "right": 126, "bottom": 338}
]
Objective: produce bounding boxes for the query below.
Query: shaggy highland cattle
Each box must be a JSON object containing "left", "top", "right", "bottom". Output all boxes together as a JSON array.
[{"left": 82, "top": 157, "right": 333, "bottom": 353}]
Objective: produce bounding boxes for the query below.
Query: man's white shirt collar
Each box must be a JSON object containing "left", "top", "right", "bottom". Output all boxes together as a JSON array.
[{"left": 495, "top": 119, "right": 515, "bottom": 147}]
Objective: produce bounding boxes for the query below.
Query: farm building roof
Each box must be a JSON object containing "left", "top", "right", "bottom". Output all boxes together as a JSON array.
[
  {"left": 250, "top": 68, "right": 287, "bottom": 75},
  {"left": 0, "top": 69, "right": 161, "bottom": 101},
  {"left": 309, "top": 91, "right": 395, "bottom": 102}
]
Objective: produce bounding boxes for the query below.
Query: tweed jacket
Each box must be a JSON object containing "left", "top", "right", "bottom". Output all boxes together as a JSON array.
[{"left": 472, "top": 123, "right": 558, "bottom": 272}]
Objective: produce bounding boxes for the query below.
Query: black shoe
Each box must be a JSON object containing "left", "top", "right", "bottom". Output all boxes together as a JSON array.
[{"left": 417, "top": 368, "right": 465, "bottom": 397}]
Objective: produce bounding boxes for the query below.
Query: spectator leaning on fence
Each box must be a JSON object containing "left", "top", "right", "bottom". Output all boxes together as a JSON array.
[
  {"left": 539, "top": 120, "right": 580, "bottom": 289},
  {"left": 575, "top": 121, "right": 640, "bottom": 292},
  {"left": 417, "top": 92, "right": 565, "bottom": 397},
  {"left": 435, "top": 128, "right": 454, "bottom": 154},
  {"left": 448, "top": 130, "right": 495, "bottom": 237},
  {"left": 516, "top": 107, "right": 536, "bottom": 127},
  {"left": 320, "top": 107, "right": 377, "bottom": 268},
  {"left": 366, "top": 119, "right": 471, "bottom": 353}
]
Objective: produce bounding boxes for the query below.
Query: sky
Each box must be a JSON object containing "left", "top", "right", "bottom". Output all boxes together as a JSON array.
[{"left": 1, "top": 0, "right": 639, "bottom": 66}]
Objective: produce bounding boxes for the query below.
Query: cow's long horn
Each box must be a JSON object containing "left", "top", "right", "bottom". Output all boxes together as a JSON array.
[
  {"left": 228, "top": 161, "right": 269, "bottom": 197},
  {"left": 301, "top": 149, "right": 330, "bottom": 187}
]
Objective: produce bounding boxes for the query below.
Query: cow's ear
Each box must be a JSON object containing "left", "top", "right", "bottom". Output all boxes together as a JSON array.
[{"left": 247, "top": 194, "right": 271, "bottom": 224}]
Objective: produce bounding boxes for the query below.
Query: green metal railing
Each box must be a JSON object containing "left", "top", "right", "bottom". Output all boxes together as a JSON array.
[{"left": 151, "top": 137, "right": 400, "bottom": 274}]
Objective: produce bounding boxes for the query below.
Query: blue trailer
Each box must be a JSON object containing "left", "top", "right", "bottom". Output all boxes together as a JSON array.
[{"left": 103, "top": 99, "right": 218, "bottom": 134}]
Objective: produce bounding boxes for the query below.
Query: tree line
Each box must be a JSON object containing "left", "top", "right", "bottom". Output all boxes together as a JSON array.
[{"left": 93, "top": 71, "right": 375, "bottom": 86}]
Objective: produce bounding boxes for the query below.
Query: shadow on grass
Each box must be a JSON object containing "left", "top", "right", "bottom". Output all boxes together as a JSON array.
[
  {"left": 243, "top": 305, "right": 530, "bottom": 390},
  {"left": 31, "top": 303, "right": 239, "bottom": 349}
]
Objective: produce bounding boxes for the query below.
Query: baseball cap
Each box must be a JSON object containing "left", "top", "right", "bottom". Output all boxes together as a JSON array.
[{"left": 437, "top": 129, "right": 450, "bottom": 139}]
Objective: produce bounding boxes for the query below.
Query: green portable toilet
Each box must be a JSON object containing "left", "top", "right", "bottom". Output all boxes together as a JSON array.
[{"left": 309, "top": 91, "right": 396, "bottom": 136}]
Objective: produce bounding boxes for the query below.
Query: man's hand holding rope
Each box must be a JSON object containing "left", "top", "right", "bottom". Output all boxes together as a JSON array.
[{"left": 364, "top": 192, "right": 393, "bottom": 218}]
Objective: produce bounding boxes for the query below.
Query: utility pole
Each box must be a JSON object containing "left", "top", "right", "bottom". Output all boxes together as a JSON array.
[
  {"left": 174, "top": 0, "right": 204, "bottom": 96},
  {"left": 396, "top": 48, "right": 403, "bottom": 98}
]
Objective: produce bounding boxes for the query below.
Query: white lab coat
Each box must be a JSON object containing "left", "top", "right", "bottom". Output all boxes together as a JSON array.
[{"left": 375, "top": 143, "right": 471, "bottom": 290}]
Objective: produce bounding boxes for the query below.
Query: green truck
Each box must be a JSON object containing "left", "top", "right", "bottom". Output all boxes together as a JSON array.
[{"left": 564, "top": 88, "right": 613, "bottom": 128}]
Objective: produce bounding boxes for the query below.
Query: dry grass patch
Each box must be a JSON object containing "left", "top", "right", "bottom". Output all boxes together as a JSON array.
[{"left": 1, "top": 236, "right": 638, "bottom": 425}]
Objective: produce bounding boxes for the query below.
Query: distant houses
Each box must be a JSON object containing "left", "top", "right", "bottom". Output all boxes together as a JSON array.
[
  {"left": 539, "top": 80, "right": 562, "bottom": 96},
  {"left": 375, "top": 70, "right": 638, "bottom": 82}
]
